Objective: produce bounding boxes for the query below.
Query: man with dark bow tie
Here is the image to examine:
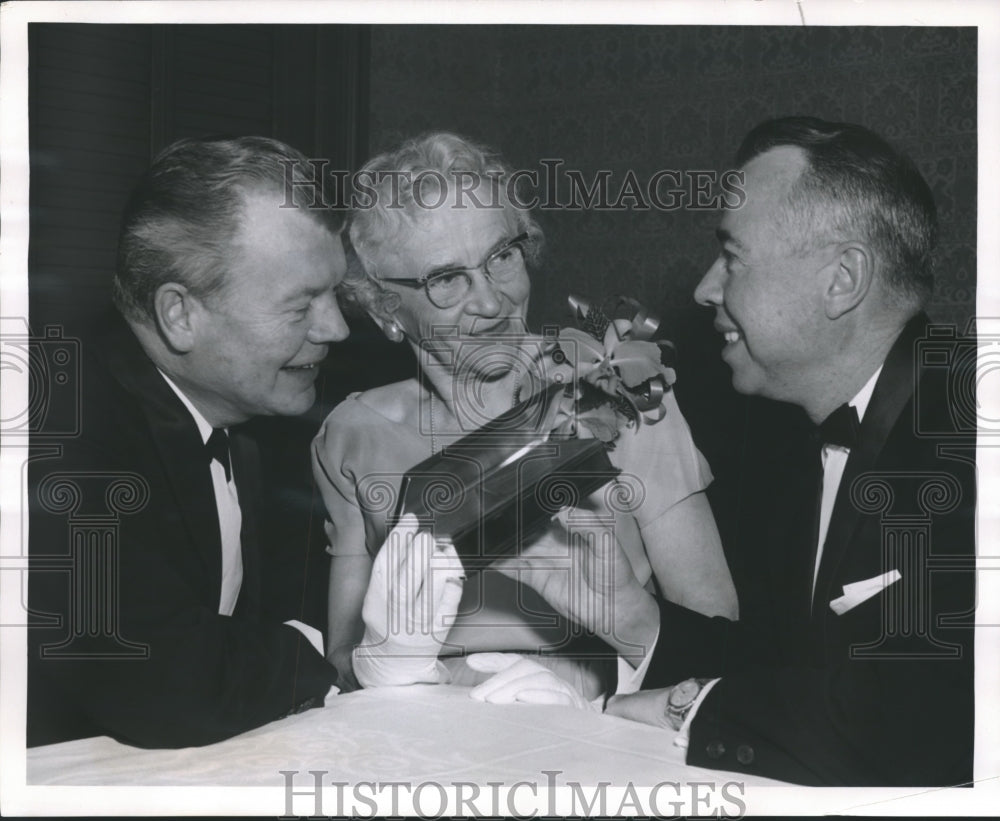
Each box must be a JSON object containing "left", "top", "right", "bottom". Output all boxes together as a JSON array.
[
  {"left": 477, "top": 117, "right": 976, "bottom": 786},
  {"left": 27, "top": 136, "right": 351, "bottom": 748}
]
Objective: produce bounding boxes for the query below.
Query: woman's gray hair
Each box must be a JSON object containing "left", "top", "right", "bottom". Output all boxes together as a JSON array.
[{"left": 341, "top": 132, "right": 543, "bottom": 317}]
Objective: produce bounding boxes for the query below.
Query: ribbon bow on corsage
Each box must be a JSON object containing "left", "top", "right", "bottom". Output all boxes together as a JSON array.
[{"left": 544, "top": 295, "right": 677, "bottom": 444}]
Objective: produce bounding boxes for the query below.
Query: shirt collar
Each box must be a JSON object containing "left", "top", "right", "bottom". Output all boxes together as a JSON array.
[
  {"left": 157, "top": 369, "right": 218, "bottom": 445},
  {"left": 850, "top": 364, "right": 883, "bottom": 423}
]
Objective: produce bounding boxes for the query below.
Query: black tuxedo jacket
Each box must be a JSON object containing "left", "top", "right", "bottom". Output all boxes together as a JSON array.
[
  {"left": 27, "top": 311, "right": 338, "bottom": 748},
  {"left": 647, "top": 315, "right": 976, "bottom": 785}
]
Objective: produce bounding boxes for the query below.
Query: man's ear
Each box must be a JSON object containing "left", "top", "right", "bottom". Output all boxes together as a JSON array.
[
  {"left": 823, "top": 242, "right": 873, "bottom": 319},
  {"left": 153, "top": 282, "right": 198, "bottom": 352}
]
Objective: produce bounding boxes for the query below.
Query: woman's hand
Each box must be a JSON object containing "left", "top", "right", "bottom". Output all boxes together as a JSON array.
[
  {"left": 353, "top": 514, "right": 465, "bottom": 688},
  {"left": 467, "top": 653, "right": 600, "bottom": 711}
]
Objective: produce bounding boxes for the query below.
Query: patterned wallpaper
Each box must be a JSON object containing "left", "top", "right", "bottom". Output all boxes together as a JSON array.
[
  {"left": 362, "top": 24, "right": 976, "bottom": 472},
  {"left": 366, "top": 25, "right": 976, "bottom": 335}
]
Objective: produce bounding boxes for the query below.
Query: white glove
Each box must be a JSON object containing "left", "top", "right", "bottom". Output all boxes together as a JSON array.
[
  {"left": 467, "top": 653, "right": 603, "bottom": 711},
  {"left": 353, "top": 514, "right": 465, "bottom": 688}
]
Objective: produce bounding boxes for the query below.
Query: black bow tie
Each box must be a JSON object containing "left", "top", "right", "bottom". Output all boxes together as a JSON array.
[
  {"left": 817, "top": 403, "right": 860, "bottom": 449},
  {"left": 205, "top": 428, "right": 232, "bottom": 482}
]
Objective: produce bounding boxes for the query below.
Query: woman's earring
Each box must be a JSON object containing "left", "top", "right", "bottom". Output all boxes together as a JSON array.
[{"left": 385, "top": 322, "right": 404, "bottom": 343}]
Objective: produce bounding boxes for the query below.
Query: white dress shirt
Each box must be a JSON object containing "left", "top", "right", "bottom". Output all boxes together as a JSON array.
[
  {"left": 158, "top": 372, "right": 244, "bottom": 616},
  {"left": 811, "top": 365, "right": 883, "bottom": 599},
  {"left": 156, "top": 372, "right": 331, "bottom": 685}
]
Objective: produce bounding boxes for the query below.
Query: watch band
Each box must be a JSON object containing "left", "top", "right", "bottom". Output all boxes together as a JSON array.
[{"left": 664, "top": 677, "right": 711, "bottom": 730}]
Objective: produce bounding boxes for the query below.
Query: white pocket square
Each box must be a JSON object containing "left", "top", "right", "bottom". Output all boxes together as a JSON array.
[{"left": 829, "top": 570, "right": 902, "bottom": 615}]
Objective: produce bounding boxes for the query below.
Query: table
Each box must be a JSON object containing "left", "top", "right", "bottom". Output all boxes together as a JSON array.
[{"left": 26, "top": 685, "right": 784, "bottom": 788}]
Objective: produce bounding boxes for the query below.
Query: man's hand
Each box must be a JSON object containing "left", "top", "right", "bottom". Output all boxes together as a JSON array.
[
  {"left": 353, "top": 514, "right": 465, "bottom": 688},
  {"left": 492, "top": 515, "right": 658, "bottom": 665},
  {"left": 328, "top": 644, "right": 361, "bottom": 693},
  {"left": 605, "top": 687, "right": 674, "bottom": 728}
]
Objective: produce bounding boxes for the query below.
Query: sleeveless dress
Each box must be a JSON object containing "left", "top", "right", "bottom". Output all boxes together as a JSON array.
[{"left": 313, "top": 382, "right": 712, "bottom": 692}]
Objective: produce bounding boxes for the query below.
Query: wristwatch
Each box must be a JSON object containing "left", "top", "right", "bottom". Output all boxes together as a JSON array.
[{"left": 665, "top": 677, "right": 710, "bottom": 730}]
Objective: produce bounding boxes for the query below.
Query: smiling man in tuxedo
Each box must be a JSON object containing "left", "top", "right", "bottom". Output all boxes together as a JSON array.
[
  {"left": 480, "top": 117, "right": 976, "bottom": 786},
  {"left": 27, "top": 136, "right": 349, "bottom": 748}
]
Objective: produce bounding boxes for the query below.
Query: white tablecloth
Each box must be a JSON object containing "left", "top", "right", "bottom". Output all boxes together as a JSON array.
[{"left": 26, "top": 684, "right": 784, "bottom": 787}]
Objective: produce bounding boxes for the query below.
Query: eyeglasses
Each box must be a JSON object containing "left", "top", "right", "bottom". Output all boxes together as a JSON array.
[{"left": 378, "top": 232, "right": 530, "bottom": 309}]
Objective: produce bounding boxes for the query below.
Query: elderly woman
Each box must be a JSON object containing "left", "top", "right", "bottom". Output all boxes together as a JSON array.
[{"left": 313, "top": 132, "right": 736, "bottom": 693}]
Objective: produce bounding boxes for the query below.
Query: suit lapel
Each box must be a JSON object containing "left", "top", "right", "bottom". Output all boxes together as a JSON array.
[
  {"left": 746, "top": 401, "right": 819, "bottom": 640},
  {"left": 95, "top": 312, "right": 223, "bottom": 599},
  {"left": 811, "top": 314, "right": 926, "bottom": 615},
  {"left": 771, "top": 430, "right": 823, "bottom": 636}
]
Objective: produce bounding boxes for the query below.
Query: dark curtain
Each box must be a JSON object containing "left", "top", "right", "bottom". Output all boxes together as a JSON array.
[{"left": 28, "top": 22, "right": 372, "bottom": 634}]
